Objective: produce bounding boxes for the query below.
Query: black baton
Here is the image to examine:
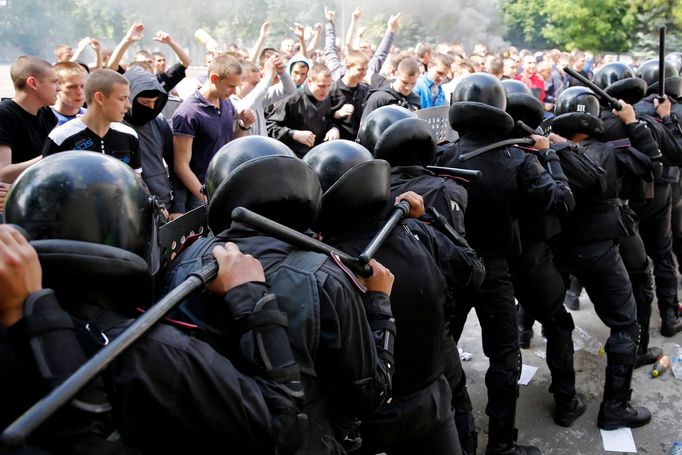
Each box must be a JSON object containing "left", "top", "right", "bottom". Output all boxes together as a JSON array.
[
  {"left": 1, "top": 261, "right": 219, "bottom": 448},
  {"left": 358, "top": 200, "right": 411, "bottom": 264},
  {"left": 563, "top": 66, "right": 622, "bottom": 111},
  {"left": 427, "top": 207, "right": 468, "bottom": 248},
  {"left": 458, "top": 137, "right": 535, "bottom": 162},
  {"left": 658, "top": 26, "right": 667, "bottom": 102},
  {"left": 516, "top": 120, "right": 538, "bottom": 136},
  {"left": 426, "top": 166, "right": 482, "bottom": 180},
  {"left": 231, "top": 207, "right": 373, "bottom": 277}
]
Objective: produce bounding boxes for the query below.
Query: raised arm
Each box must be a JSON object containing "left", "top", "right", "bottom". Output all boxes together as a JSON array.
[
  {"left": 368, "top": 13, "right": 400, "bottom": 76},
  {"left": 249, "top": 20, "right": 270, "bottom": 64},
  {"left": 323, "top": 8, "right": 344, "bottom": 80},
  {"left": 107, "top": 22, "right": 144, "bottom": 70},
  {"left": 345, "top": 7, "right": 362, "bottom": 53},
  {"left": 89, "top": 38, "right": 104, "bottom": 70},
  {"left": 70, "top": 37, "right": 91, "bottom": 62},
  {"left": 154, "top": 31, "right": 192, "bottom": 68},
  {"left": 291, "top": 23, "right": 308, "bottom": 59},
  {"left": 307, "top": 23, "right": 323, "bottom": 53}
]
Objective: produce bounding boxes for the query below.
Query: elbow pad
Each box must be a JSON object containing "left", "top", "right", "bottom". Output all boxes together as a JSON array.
[
  {"left": 627, "top": 120, "right": 663, "bottom": 160},
  {"left": 225, "top": 284, "right": 303, "bottom": 400},
  {"left": 540, "top": 148, "right": 569, "bottom": 183},
  {"left": 23, "top": 289, "right": 112, "bottom": 413},
  {"left": 362, "top": 292, "right": 396, "bottom": 375}
]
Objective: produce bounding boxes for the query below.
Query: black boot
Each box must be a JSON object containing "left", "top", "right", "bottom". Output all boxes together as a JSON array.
[
  {"left": 597, "top": 397, "right": 652, "bottom": 430},
  {"left": 485, "top": 421, "right": 542, "bottom": 455},
  {"left": 518, "top": 328, "right": 532, "bottom": 349},
  {"left": 553, "top": 392, "right": 587, "bottom": 427},
  {"left": 598, "top": 363, "right": 651, "bottom": 430},
  {"left": 635, "top": 347, "right": 664, "bottom": 368},
  {"left": 660, "top": 307, "right": 682, "bottom": 337},
  {"left": 459, "top": 429, "right": 478, "bottom": 455},
  {"left": 599, "top": 326, "right": 651, "bottom": 430},
  {"left": 635, "top": 318, "right": 663, "bottom": 368}
]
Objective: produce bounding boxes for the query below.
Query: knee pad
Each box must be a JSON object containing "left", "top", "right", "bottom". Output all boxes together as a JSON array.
[
  {"left": 605, "top": 323, "right": 639, "bottom": 366},
  {"left": 628, "top": 257, "right": 654, "bottom": 289},
  {"left": 544, "top": 310, "right": 575, "bottom": 340},
  {"left": 486, "top": 351, "right": 521, "bottom": 390}
]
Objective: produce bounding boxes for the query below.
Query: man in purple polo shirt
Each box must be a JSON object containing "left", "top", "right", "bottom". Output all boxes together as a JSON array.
[{"left": 172, "top": 54, "right": 255, "bottom": 211}]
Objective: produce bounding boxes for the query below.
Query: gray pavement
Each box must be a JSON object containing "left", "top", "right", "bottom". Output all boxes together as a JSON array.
[{"left": 459, "top": 292, "right": 682, "bottom": 454}]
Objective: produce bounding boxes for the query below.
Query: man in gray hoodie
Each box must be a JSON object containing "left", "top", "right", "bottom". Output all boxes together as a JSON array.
[{"left": 123, "top": 64, "right": 185, "bottom": 216}]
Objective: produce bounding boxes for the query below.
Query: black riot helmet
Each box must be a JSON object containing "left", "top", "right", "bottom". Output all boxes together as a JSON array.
[
  {"left": 500, "top": 79, "right": 533, "bottom": 97},
  {"left": 636, "top": 58, "right": 682, "bottom": 99},
  {"left": 552, "top": 86, "right": 604, "bottom": 137},
  {"left": 4, "top": 152, "right": 159, "bottom": 299},
  {"left": 666, "top": 52, "right": 682, "bottom": 75},
  {"left": 357, "top": 105, "right": 436, "bottom": 166},
  {"left": 501, "top": 79, "right": 545, "bottom": 131},
  {"left": 449, "top": 72, "right": 514, "bottom": 134},
  {"left": 303, "top": 140, "right": 390, "bottom": 235},
  {"left": 593, "top": 62, "right": 647, "bottom": 105},
  {"left": 205, "top": 135, "right": 322, "bottom": 234},
  {"left": 593, "top": 62, "right": 635, "bottom": 89}
]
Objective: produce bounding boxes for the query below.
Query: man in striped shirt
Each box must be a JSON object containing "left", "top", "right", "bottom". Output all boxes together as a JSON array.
[{"left": 43, "top": 69, "right": 141, "bottom": 173}]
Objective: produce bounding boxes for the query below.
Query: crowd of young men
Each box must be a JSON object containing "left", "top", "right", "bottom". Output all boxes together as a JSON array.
[{"left": 1, "top": 8, "right": 682, "bottom": 455}]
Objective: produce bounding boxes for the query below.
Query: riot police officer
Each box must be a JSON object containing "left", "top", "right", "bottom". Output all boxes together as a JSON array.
[
  {"left": 435, "top": 73, "right": 575, "bottom": 455},
  {"left": 549, "top": 87, "right": 652, "bottom": 430}
]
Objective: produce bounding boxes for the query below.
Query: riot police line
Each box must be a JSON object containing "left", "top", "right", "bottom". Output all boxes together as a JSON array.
[{"left": 2, "top": 58, "right": 682, "bottom": 455}]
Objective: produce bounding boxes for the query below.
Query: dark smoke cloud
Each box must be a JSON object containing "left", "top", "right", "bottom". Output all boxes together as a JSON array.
[{"left": 348, "top": 0, "right": 507, "bottom": 52}]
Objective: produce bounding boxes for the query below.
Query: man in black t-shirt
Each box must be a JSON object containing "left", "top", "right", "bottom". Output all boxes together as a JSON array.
[
  {"left": 361, "top": 58, "right": 421, "bottom": 123},
  {"left": 42, "top": 69, "right": 141, "bottom": 172},
  {"left": 0, "top": 56, "right": 58, "bottom": 183}
]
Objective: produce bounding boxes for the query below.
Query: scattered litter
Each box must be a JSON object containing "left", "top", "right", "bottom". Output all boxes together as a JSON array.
[
  {"left": 518, "top": 364, "right": 538, "bottom": 386},
  {"left": 458, "top": 347, "right": 472, "bottom": 361},
  {"left": 534, "top": 350, "right": 546, "bottom": 360},
  {"left": 600, "top": 427, "right": 636, "bottom": 453},
  {"left": 573, "top": 326, "right": 605, "bottom": 357}
]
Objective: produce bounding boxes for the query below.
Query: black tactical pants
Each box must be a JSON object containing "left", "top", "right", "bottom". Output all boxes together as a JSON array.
[
  {"left": 552, "top": 239, "right": 639, "bottom": 399},
  {"left": 357, "top": 375, "right": 462, "bottom": 455},
  {"left": 511, "top": 241, "right": 576, "bottom": 398},
  {"left": 631, "top": 183, "right": 678, "bottom": 313},
  {"left": 452, "top": 257, "right": 520, "bottom": 422}
]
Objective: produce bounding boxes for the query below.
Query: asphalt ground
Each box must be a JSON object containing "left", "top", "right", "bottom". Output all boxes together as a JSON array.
[{"left": 458, "top": 291, "right": 682, "bottom": 454}]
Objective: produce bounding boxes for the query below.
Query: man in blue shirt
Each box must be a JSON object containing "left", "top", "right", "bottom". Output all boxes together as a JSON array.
[{"left": 413, "top": 53, "right": 452, "bottom": 108}]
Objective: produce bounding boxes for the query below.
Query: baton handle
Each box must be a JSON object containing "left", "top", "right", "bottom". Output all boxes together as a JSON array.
[
  {"left": 658, "top": 26, "right": 667, "bottom": 102},
  {"left": 231, "top": 207, "right": 372, "bottom": 277},
  {"left": 563, "top": 66, "right": 622, "bottom": 111},
  {"left": 426, "top": 166, "right": 482, "bottom": 180},
  {"left": 427, "top": 207, "right": 468, "bottom": 248},
  {"left": 1, "top": 261, "right": 218, "bottom": 448},
  {"left": 358, "top": 200, "right": 411, "bottom": 265},
  {"left": 516, "top": 120, "right": 538, "bottom": 136}
]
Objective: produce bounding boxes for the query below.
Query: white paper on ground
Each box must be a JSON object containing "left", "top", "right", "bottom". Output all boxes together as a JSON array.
[
  {"left": 518, "top": 364, "right": 538, "bottom": 386},
  {"left": 600, "top": 427, "right": 637, "bottom": 453}
]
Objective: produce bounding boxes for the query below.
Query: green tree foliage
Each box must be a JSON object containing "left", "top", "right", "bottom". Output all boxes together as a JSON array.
[
  {"left": 502, "top": 0, "right": 682, "bottom": 54},
  {"left": 501, "top": 0, "right": 636, "bottom": 52},
  {"left": 630, "top": 0, "right": 682, "bottom": 58},
  {"left": 0, "top": 0, "right": 81, "bottom": 57}
]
